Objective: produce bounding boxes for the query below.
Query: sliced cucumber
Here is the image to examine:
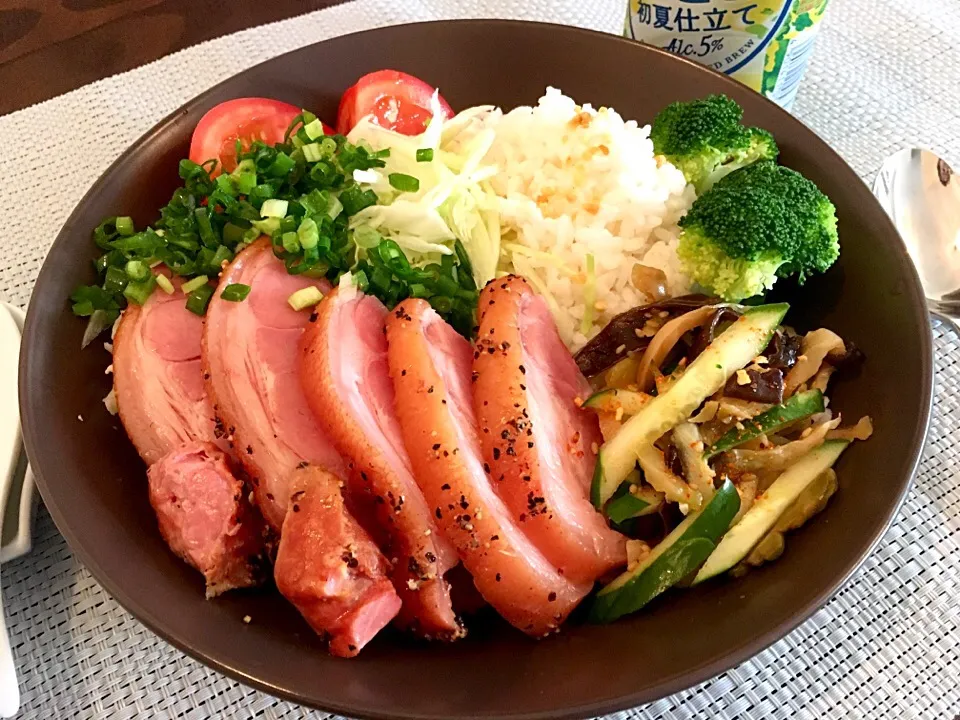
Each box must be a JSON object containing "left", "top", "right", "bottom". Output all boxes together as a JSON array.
[
  {"left": 704, "top": 389, "right": 825, "bottom": 459},
  {"left": 583, "top": 388, "right": 651, "bottom": 416},
  {"left": 589, "top": 480, "right": 740, "bottom": 623},
  {"left": 591, "top": 303, "right": 788, "bottom": 509},
  {"left": 605, "top": 481, "right": 663, "bottom": 524},
  {"left": 692, "top": 439, "right": 849, "bottom": 584}
]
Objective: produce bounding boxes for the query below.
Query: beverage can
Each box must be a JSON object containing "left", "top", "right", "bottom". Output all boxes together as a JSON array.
[{"left": 625, "top": 0, "right": 829, "bottom": 110}]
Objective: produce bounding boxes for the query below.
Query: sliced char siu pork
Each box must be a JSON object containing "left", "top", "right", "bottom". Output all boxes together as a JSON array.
[
  {"left": 274, "top": 466, "right": 402, "bottom": 658},
  {"left": 387, "top": 299, "right": 591, "bottom": 636},
  {"left": 473, "top": 276, "right": 627, "bottom": 584},
  {"left": 113, "top": 277, "right": 221, "bottom": 464},
  {"left": 204, "top": 241, "right": 400, "bottom": 653},
  {"left": 300, "top": 288, "right": 463, "bottom": 641},
  {"left": 112, "top": 277, "right": 265, "bottom": 596},
  {"left": 203, "top": 239, "right": 347, "bottom": 531},
  {"left": 148, "top": 443, "right": 265, "bottom": 597}
]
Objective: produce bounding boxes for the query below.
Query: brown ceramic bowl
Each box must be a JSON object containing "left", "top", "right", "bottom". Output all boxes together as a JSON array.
[{"left": 20, "top": 20, "right": 932, "bottom": 720}]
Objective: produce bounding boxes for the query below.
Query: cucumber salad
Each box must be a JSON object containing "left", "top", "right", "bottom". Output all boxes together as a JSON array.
[{"left": 578, "top": 300, "right": 871, "bottom": 622}]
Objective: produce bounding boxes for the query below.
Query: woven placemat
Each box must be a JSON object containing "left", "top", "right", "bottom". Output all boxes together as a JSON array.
[{"left": 2, "top": 0, "right": 959, "bottom": 717}]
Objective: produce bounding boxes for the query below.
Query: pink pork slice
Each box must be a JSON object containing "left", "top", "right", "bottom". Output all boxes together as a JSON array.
[
  {"left": 473, "top": 276, "right": 627, "bottom": 584},
  {"left": 113, "top": 276, "right": 220, "bottom": 464},
  {"left": 203, "top": 238, "right": 347, "bottom": 531},
  {"left": 274, "top": 466, "right": 402, "bottom": 658},
  {"left": 113, "top": 276, "right": 265, "bottom": 596},
  {"left": 387, "top": 299, "right": 592, "bottom": 636},
  {"left": 148, "top": 442, "right": 265, "bottom": 597},
  {"left": 300, "top": 288, "right": 463, "bottom": 641}
]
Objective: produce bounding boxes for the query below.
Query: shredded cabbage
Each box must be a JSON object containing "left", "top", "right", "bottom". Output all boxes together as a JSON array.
[{"left": 346, "top": 105, "right": 501, "bottom": 288}]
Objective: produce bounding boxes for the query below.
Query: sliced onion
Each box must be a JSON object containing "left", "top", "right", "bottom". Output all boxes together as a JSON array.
[
  {"left": 827, "top": 415, "right": 874, "bottom": 441},
  {"left": 689, "top": 400, "right": 719, "bottom": 424},
  {"left": 810, "top": 365, "right": 836, "bottom": 393},
  {"left": 672, "top": 422, "right": 715, "bottom": 500},
  {"left": 82, "top": 309, "right": 113, "bottom": 349},
  {"left": 716, "top": 397, "right": 773, "bottom": 422},
  {"left": 604, "top": 353, "right": 641, "bottom": 390},
  {"left": 103, "top": 388, "right": 119, "bottom": 416},
  {"left": 635, "top": 306, "right": 715, "bottom": 391},
  {"left": 631, "top": 263, "right": 668, "bottom": 301},
  {"left": 730, "top": 475, "right": 758, "bottom": 526},
  {"left": 783, "top": 329, "right": 845, "bottom": 397},
  {"left": 722, "top": 417, "right": 841, "bottom": 474},
  {"left": 635, "top": 443, "right": 702, "bottom": 509}
]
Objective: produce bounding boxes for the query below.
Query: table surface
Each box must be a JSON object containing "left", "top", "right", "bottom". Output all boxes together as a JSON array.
[
  {"left": 1, "top": 0, "right": 959, "bottom": 717},
  {"left": 0, "top": 0, "right": 343, "bottom": 115}
]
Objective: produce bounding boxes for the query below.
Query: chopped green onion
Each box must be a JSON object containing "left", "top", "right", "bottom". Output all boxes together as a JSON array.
[
  {"left": 221, "top": 222, "right": 246, "bottom": 247},
  {"left": 155, "top": 274, "right": 175, "bottom": 295},
  {"left": 340, "top": 186, "right": 378, "bottom": 215},
  {"left": 266, "top": 152, "right": 296, "bottom": 178},
  {"left": 236, "top": 174, "right": 257, "bottom": 195},
  {"left": 320, "top": 137, "right": 337, "bottom": 157},
  {"left": 232, "top": 158, "right": 256, "bottom": 176},
  {"left": 252, "top": 217, "right": 281, "bottom": 236},
  {"left": 303, "top": 118, "right": 326, "bottom": 141},
  {"left": 181, "top": 275, "right": 209, "bottom": 294},
  {"left": 232, "top": 160, "right": 258, "bottom": 195},
  {"left": 260, "top": 199, "right": 289, "bottom": 218},
  {"left": 297, "top": 218, "right": 319, "bottom": 250},
  {"left": 282, "top": 231, "right": 301, "bottom": 254},
  {"left": 326, "top": 195, "right": 343, "bottom": 219},
  {"left": 115, "top": 216, "right": 135, "bottom": 236},
  {"left": 208, "top": 244, "right": 233, "bottom": 274},
  {"left": 287, "top": 286, "right": 324, "bottom": 311},
  {"left": 125, "top": 260, "right": 150, "bottom": 282},
  {"left": 353, "top": 225, "right": 381, "bottom": 249},
  {"left": 220, "top": 283, "right": 251, "bottom": 302},
  {"left": 388, "top": 173, "right": 420, "bottom": 193},
  {"left": 73, "top": 120, "right": 477, "bottom": 345},
  {"left": 352, "top": 270, "right": 369, "bottom": 290},
  {"left": 195, "top": 207, "right": 218, "bottom": 248},
  {"left": 185, "top": 284, "right": 214, "bottom": 316},
  {"left": 249, "top": 183, "right": 277, "bottom": 205},
  {"left": 103, "top": 266, "right": 128, "bottom": 294},
  {"left": 216, "top": 174, "right": 238, "bottom": 196},
  {"left": 123, "top": 276, "right": 157, "bottom": 305}
]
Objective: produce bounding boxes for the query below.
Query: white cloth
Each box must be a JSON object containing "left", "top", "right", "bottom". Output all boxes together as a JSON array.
[{"left": 2, "top": 0, "right": 959, "bottom": 718}]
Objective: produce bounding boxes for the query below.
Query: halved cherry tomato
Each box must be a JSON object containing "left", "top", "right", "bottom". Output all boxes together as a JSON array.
[
  {"left": 189, "top": 98, "right": 331, "bottom": 175},
  {"left": 336, "top": 70, "right": 454, "bottom": 136}
]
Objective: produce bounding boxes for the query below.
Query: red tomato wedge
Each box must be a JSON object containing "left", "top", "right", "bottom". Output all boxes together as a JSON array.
[
  {"left": 189, "top": 98, "right": 320, "bottom": 175},
  {"left": 336, "top": 70, "right": 454, "bottom": 136}
]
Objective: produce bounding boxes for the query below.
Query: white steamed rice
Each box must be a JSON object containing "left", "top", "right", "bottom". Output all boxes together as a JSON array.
[{"left": 469, "top": 88, "right": 695, "bottom": 350}]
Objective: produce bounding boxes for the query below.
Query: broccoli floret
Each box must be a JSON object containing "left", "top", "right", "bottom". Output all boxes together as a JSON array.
[
  {"left": 677, "top": 160, "right": 840, "bottom": 301},
  {"left": 650, "top": 95, "right": 778, "bottom": 194}
]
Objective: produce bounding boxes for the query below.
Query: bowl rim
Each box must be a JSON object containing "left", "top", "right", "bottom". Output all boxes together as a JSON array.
[{"left": 20, "top": 18, "right": 935, "bottom": 719}]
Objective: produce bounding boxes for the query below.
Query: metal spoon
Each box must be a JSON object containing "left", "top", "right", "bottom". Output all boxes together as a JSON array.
[{"left": 873, "top": 148, "right": 960, "bottom": 331}]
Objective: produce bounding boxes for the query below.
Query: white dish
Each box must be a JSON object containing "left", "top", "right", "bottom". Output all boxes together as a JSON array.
[
  {"left": 0, "top": 302, "right": 34, "bottom": 565},
  {"left": 0, "top": 302, "right": 21, "bottom": 715}
]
